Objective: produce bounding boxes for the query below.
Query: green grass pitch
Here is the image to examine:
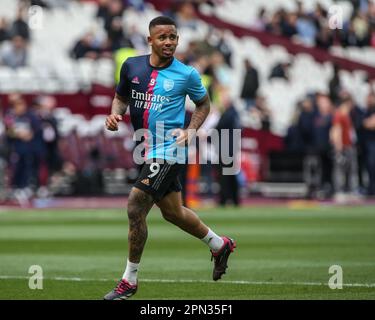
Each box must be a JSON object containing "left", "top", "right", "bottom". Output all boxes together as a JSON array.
[{"left": 0, "top": 205, "right": 374, "bottom": 300}]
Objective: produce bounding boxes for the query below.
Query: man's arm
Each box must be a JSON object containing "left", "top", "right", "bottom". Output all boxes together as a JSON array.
[
  {"left": 174, "top": 94, "right": 210, "bottom": 145},
  {"left": 105, "top": 93, "right": 129, "bottom": 131},
  {"left": 111, "top": 92, "right": 129, "bottom": 115},
  {"left": 363, "top": 114, "right": 375, "bottom": 130},
  {"left": 188, "top": 94, "right": 211, "bottom": 131},
  {"left": 330, "top": 124, "right": 343, "bottom": 152}
]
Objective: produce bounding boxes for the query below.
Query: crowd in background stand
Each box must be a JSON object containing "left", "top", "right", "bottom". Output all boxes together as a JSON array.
[
  {"left": 71, "top": 0, "right": 149, "bottom": 59},
  {"left": 251, "top": 0, "right": 375, "bottom": 49},
  {"left": 284, "top": 68, "right": 375, "bottom": 200},
  {"left": 2, "top": 0, "right": 375, "bottom": 206},
  {"left": 0, "top": 3, "right": 30, "bottom": 69},
  {"left": 0, "top": 94, "right": 62, "bottom": 204}
]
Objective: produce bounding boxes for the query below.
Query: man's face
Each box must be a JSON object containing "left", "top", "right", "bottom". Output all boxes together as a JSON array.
[
  {"left": 13, "top": 99, "right": 27, "bottom": 116},
  {"left": 148, "top": 25, "right": 179, "bottom": 59}
]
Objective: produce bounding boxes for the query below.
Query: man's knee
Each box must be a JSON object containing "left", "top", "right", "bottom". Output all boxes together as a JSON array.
[
  {"left": 156, "top": 192, "right": 184, "bottom": 222},
  {"left": 127, "top": 188, "right": 154, "bottom": 220},
  {"left": 160, "top": 207, "right": 183, "bottom": 223}
]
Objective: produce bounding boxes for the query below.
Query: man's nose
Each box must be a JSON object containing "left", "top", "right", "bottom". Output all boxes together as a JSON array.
[{"left": 165, "top": 38, "right": 172, "bottom": 46}]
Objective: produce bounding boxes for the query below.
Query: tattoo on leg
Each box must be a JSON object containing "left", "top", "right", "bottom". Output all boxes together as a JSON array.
[{"left": 127, "top": 190, "right": 154, "bottom": 262}]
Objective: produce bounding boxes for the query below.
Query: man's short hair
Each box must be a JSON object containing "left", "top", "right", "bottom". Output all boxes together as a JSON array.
[{"left": 149, "top": 16, "right": 176, "bottom": 32}]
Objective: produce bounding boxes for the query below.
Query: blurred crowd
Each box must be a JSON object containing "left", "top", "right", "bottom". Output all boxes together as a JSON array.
[
  {"left": 251, "top": 0, "right": 375, "bottom": 49},
  {"left": 70, "top": 0, "right": 224, "bottom": 60},
  {"left": 2, "top": 0, "right": 375, "bottom": 206},
  {"left": 71, "top": 0, "right": 149, "bottom": 59},
  {"left": 0, "top": 94, "right": 62, "bottom": 204},
  {"left": 0, "top": 3, "right": 30, "bottom": 69},
  {"left": 285, "top": 66, "right": 375, "bottom": 200}
]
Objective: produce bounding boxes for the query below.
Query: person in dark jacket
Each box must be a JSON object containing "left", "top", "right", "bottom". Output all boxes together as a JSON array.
[
  {"left": 240, "top": 59, "right": 259, "bottom": 110},
  {"left": 4, "top": 94, "right": 41, "bottom": 190},
  {"left": 363, "top": 92, "right": 375, "bottom": 195},
  {"left": 215, "top": 89, "right": 242, "bottom": 206},
  {"left": 269, "top": 61, "right": 291, "bottom": 81}
]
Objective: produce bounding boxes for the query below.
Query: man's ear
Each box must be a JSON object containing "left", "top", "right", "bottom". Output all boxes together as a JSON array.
[{"left": 147, "top": 36, "right": 152, "bottom": 46}]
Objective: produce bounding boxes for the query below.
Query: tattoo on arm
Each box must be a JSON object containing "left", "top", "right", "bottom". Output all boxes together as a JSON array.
[
  {"left": 188, "top": 94, "right": 210, "bottom": 131},
  {"left": 111, "top": 93, "right": 129, "bottom": 116}
]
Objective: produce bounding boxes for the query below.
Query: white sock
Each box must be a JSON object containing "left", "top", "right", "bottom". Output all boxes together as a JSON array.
[
  {"left": 201, "top": 229, "right": 224, "bottom": 252},
  {"left": 122, "top": 259, "right": 139, "bottom": 285}
]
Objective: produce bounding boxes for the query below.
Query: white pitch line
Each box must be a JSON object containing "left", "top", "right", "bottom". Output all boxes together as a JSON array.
[{"left": 0, "top": 275, "right": 375, "bottom": 288}]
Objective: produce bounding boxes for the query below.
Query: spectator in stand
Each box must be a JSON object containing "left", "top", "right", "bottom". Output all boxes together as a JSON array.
[
  {"left": 95, "top": 0, "right": 129, "bottom": 52},
  {"left": 96, "top": 0, "right": 110, "bottom": 21},
  {"left": 71, "top": 31, "right": 109, "bottom": 60},
  {"left": 363, "top": 92, "right": 375, "bottom": 196},
  {"left": 297, "top": 97, "right": 315, "bottom": 152},
  {"left": 343, "top": 91, "right": 367, "bottom": 194},
  {"left": 285, "top": 115, "right": 305, "bottom": 153},
  {"left": 33, "top": 95, "right": 62, "bottom": 180},
  {"left": 29, "top": 98, "right": 46, "bottom": 193},
  {"left": 281, "top": 12, "right": 298, "bottom": 38},
  {"left": 251, "top": 7, "right": 267, "bottom": 31},
  {"left": 369, "top": 1, "right": 375, "bottom": 26},
  {"left": 198, "top": 102, "right": 220, "bottom": 197},
  {"left": 315, "top": 26, "right": 334, "bottom": 49},
  {"left": 240, "top": 59, "right": 259, "bottom": 110},
  {"left": 269, "top": 61, "right": 292, "bottom": 81},
  {"left": 330, "top": 98, "right": 359, "bottom": 202},
  {"left": 296, "top": 14, "right": 318, "bottom": 46},
  {"left": 349, "top": 0, "right": 363, "bottom": 13},
  {"left": 0, "top": 35, "right": 28, "bottom": 68},
  {"left": 211, "top": 30, "right": 232, "bottom": 67},
  {"left": 103, "top": 0, "right": 124, "bottom": 34},
  {"left": 175, "top": 2, "right": 198, "bottom": 30},
  {"left": 295, "top": 0, "right": 304, "bottom": 17},
  {"left": 10, "top": 7, "right": 30, "bottom": 41},
  {"left": 4, "top": 94, "right": 41, "bottom": 200},
  {"left": 250, "top": 95, "right": 272, "bottom": 131},
  {"left": 265, "top": 9, "right": 283, "bottom": 36},
  {"left": 107, "top": 15, "right": 130, "bottom": 51},
  {"left": 126, "top": 0, "right": 146, "bottom": 12},
  {"left": 351, "top": 12, "right": 371, "bottom": 46},
  {"left": 370, "top": 25, "right": 375, "bottom": 47},
  {"left": 312, "top": 94, "right": 334, "bottom": 196},
  {"left": 211, "top": 51, "right": 231, "bottom": 86},
  {"left": 0, "top": 17, "right": 10, "bottom": 43},
  {"left": 329, "top": 63, "right": 343, "bottom": 105},
  {"left": 0, "top": 105, "right": 7, "bottom": 200},
  {"left": 311, "top": 3, "right": 327, "bottom": 32},
  {"left": 215, "top": 88, "right": 242, "bottom": 207},
  {"left": 341, "top": 21, "right": 364, "bottom": 47}
]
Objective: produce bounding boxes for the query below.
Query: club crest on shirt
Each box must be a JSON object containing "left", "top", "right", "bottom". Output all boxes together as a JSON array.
[{"left": 163, "top": 79, "right": 174, "bottom": 92}]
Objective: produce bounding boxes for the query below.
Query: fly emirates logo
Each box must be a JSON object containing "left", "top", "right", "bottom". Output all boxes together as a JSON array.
[{"left": 131, "top": 89, "right": 170, "bottom": 112}]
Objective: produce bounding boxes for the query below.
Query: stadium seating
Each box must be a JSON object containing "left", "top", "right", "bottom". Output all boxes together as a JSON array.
[
  {"left": 1, "top": 0, "right": 375, "bottom": 197},
  {"left": 1, "top": 0, "right": 373, "bottom": 135}
]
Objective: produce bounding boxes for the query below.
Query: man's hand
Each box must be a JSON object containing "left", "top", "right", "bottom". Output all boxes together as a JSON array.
[
  {"left": 105, "top": 114, "right": 123, "bottom": 131},
  {"left": 364, "top": 114, "right": 375, "bottom": 130},
  {"left": 172, "top": 128, "right": 194, "bottom": 146}
]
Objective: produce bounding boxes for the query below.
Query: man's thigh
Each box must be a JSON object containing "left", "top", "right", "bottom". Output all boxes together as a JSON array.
[{"left": 134, "top": 160, "right": 184, "bottom": 202}]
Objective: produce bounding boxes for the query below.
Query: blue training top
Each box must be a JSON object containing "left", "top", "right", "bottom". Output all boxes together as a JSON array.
[{"left": 116, "top": 54, "right": 207, "bottom": 163}]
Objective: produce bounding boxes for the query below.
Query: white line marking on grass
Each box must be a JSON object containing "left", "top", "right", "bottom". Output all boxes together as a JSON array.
[{"left": 1, "top": 275, "right": 375, "bottom": 288}]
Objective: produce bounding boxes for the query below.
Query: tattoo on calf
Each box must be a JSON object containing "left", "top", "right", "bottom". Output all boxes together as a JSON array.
[{"left": 127, "top": 191, "right": 154, "bottom": 262}]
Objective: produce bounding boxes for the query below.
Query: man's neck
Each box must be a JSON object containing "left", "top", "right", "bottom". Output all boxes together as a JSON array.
[{"left": 149, "top": 54, "right": 173, "bottom": 68}]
